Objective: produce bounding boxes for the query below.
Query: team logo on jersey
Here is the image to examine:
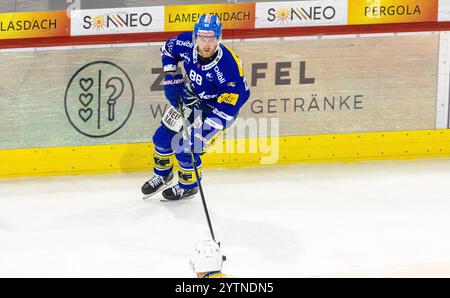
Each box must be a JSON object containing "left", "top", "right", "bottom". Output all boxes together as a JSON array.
[
  {"left": 217, "top": 93, "right": 239, "bottom": 106},
  {"left": 198, "top": 91, "right": 217, "bottom": 100},
  {"left": 206, "top": 72, "right": 214, "bottom": 81}
]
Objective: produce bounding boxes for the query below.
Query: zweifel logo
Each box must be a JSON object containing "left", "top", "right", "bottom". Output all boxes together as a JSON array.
[{"left": 65, "top": 61, "right": 134, "bottom": 138}]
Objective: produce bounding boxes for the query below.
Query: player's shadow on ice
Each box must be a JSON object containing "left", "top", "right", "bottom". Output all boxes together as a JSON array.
[{"left": 159, "top": 197, "right": 300, "bottom": 264}]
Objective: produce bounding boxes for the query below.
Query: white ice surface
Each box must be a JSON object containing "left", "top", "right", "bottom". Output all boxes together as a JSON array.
[{"left": 1, "top": 159, "right": 450, "bottom": 277}]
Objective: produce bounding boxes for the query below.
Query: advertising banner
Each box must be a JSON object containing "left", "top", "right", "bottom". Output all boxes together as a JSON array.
[
  {"left": 348, "top": 0, "right": 438, "bottom": 25},
  {"left": 255, "top": 0, "right": 347, "bottom": 28},
  {"left": 164, "top": 3, "right": 255, "bottom": 32},
  {"left": 237, "top": 34, "right": 437, "bottom": 136},
  {"left": 0, "top": 10, "right": 69, "bottom": 39},
  {"left": 70, "top": 6, "right": 164, "bottom": 36},
  {"left": 0, "top": 33, "right": 438, "bottom": 150},
  {"left": 438, "top": 0, "right": 450, "bottom": 21}
]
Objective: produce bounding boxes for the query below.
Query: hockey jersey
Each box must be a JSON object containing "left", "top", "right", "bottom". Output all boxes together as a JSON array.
[
  {"left": 204, "top": 271, "right": 232, "bottom": 278},
  {"left": 161, "top": 32, "right": 250, "bottom": 131}
]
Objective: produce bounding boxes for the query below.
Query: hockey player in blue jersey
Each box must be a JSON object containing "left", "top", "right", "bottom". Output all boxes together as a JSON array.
[{"left": 141, "top": 14, "right": 250, "bottom": 201}]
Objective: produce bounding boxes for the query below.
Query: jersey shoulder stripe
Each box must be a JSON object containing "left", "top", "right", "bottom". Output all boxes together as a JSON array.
[{"left": 222, "top": 44, "right": 244, "bottom": 77}]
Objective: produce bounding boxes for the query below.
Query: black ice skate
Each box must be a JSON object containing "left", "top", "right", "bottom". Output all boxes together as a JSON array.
[
  {"left": 142, "top": 172, "right": 174, "bottom": 199},
  {"left": 161, "top": 184, "right": 198, "bottom": 201}
]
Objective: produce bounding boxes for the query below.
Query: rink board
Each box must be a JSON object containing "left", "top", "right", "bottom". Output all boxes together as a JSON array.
[
  {"left": 0, "top": 32, "right": 447, "bottom": 178},
  {"left": 2, "top": 129, "right": 450, "bottom": 178},
  {"left": 0, "top": 33, "right": 438, "bottom": 150}
]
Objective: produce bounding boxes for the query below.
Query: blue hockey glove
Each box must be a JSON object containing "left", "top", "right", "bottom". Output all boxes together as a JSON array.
[{"left": 163, "top": 73, "right": 185, "bottom": 108}]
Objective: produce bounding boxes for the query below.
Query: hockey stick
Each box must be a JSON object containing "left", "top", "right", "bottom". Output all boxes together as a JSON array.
[{"left": 177, "top": 97, "right": 217, "bottom": 242}]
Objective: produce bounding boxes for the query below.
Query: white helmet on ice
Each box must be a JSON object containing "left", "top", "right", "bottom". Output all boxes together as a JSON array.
[{"left": 190, "top": 240, "right": 224, "bottom": 274}]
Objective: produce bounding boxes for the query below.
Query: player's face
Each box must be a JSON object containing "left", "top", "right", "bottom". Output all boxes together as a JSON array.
[{"left": 196, "top": 36, "right": 218, "bottom": 58}]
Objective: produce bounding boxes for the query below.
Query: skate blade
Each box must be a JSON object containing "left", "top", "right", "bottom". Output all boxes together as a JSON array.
[
  {"left": 142, "top": 180, "right": 174, "bottom": 200},
  {"left": 160, "top": 194, "right": 197, "bottom": 202}
]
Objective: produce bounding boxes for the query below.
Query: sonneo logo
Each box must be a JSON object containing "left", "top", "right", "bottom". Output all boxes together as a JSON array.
[
  {"left": 71, "top": 6, "right": 164, "bottom": 36},
  {"left": 256, "top": 1, "right": 347, "bottom": 28},
  {"left": 83, "top": 12, "right": 153, "bottom": 30},
  {"left": 267, "top": 6, "right": 336, "bottom": 23}
]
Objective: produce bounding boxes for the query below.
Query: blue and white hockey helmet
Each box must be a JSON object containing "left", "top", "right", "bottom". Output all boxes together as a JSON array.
[
  {"left": 193, "top": 14, "right": 222, "bottom": 40},
  {"left": 190, "top": 240, "right": 224, "bottom": 274}
]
